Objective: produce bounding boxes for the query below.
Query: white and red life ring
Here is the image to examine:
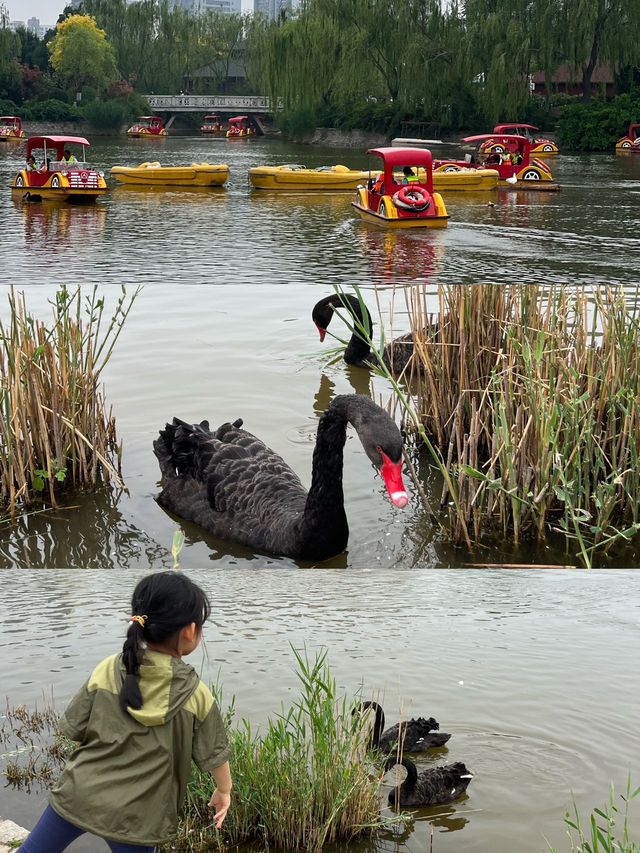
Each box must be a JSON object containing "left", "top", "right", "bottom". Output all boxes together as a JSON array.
[{"left": 392, "top": 185, "right": 431, "bottom": 212}]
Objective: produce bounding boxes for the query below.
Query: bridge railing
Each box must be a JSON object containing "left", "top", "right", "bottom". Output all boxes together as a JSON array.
[{"left": 147, "top": 95, "right": 281, "bottom": 112}]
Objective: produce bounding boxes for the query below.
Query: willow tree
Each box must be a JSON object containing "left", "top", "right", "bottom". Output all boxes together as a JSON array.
[
  {"left": 554, "top": 0, "right": 640, "bottom": 100},
  {"left": 82, "top": 0, "right": 158, "bottom": 88},
  {"left": 464, "top": 0, "right": 540, "bottom": 122},
  {"left": 399, "top": 0, "right": 470, "bottom": 123},
  {"left": 0, "top": 4, "right": 21, "bottom": 101},
  {"left": 248, "top": 10, "right": 344, "bottom": 111},
  {"left": 187, "top": 10, "right": 246, "bottom": 92}
]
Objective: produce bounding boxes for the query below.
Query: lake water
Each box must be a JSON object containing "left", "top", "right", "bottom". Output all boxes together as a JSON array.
[{"left": 0, "top": 135, "right": 639, "bottom": 851}]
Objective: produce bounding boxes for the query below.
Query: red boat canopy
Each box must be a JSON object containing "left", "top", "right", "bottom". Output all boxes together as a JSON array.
[
  {"left": 493, "top": 123, "right": 539, "bottom": 133},
  {"left": 228, "top": 115, "right": 248, "bottom": 123},
  {"left": 367, "top": 147, "right": 434, "bottom": 169},
  {"left": 204, "top": 114, "right": 220, "bottom": 120},
  {"left": 463, "top": 134, "right": 530, "bottom": 145},
  {"left": 0, "top": 115, "right": 19, "bottom": 122},
  {"left": 26, "top": 135, "right": 90, "bottom": 157}
]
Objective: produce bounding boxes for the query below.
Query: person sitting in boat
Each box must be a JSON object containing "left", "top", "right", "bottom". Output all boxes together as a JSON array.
[
  {"left": 372, "top": 172, "right": 384, "bottom": 194},
  {"left": 61, "top": 148, "right": 77, "bottom": 164},
  {"left": 403, "top": 166, "right": 419, "bottom": 183},
  {"left": 26, "top": 155, "right": 37, "bottom": 171},
  {"left": 486, "top": 152, "right": 502, "bottom": 165},
  {"left": 512, "top": 150, "right": 523, "bottom": 165}
]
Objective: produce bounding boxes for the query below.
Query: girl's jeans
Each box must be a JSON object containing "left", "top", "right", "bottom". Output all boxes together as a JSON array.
[{"left": 17, "top": 804, "right": 156, "bottom": 853}]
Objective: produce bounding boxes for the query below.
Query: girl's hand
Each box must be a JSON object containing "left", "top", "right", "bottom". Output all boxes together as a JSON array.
[{"left": 208, "top": 789, "right": 231, "bottom": 828}]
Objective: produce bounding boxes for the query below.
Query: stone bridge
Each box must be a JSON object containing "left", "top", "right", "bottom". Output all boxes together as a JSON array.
[{"left": 146, "top": 95, "right": 280, "bottom": 133}]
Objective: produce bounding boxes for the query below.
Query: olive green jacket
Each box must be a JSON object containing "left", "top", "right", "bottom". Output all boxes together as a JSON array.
[{"left": 50, "top": 650, "right": 230, "bottom": 846}]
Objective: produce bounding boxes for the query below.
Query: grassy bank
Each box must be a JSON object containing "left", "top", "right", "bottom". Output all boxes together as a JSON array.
[{"left": 0, "top": 286, "right": 138, "bottom": 519}]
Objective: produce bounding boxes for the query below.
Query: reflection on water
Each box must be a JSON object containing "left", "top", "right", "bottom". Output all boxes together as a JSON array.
[
  {"left": 14, "top": 200, "right": 107, "bottom": 248},
  {"left": 357, "top": 228, "right": 446, "bottom": 283},
  {"left": 0, "top": 486, "right": 171, "bottom": 570}
]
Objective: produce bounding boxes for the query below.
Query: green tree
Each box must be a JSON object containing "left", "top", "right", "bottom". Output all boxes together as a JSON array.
[
  {"left": 0, "top": 4, "right": 22, "bottom": 101},
  {"left": 555, "top": 0, "right": 640, "bottom": 101},
  {"left": 15, "top": 25, "right": 51, "bottom": 71},
  {"left": 48, "top": 13, "right": 118, "bottom": 96}
]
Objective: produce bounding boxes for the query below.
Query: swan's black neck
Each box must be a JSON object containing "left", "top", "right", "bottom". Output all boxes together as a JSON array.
[
  {"left": 298, "top": 397, "right": 350, "bottom": 560},
  {"left": 320, "top": 294, "right": 374, "bottom": 367}
]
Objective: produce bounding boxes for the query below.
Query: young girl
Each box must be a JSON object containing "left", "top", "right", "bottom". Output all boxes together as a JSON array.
[{"left": 18, "top": 572, "right": 232, "bottom": 853}]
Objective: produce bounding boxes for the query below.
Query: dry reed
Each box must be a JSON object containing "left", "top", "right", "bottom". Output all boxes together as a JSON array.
[
  {"left": 397, "top": 284, "right": 640, "bottom": 565},
  {"left": 0, "top": 286, "right": 139, "bottom": 517}
]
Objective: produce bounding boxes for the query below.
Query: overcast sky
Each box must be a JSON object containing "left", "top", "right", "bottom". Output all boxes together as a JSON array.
[
  {"left": 6, "top": 0, "right": 251, "bottom": 24},
  {"left": 6, "top": 0, "right": 63, "bottom": 24}
]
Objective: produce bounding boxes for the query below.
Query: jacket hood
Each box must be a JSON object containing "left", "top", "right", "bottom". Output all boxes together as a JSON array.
[{"left": 119, "top": 650, "right": 200, "bottom": 727}]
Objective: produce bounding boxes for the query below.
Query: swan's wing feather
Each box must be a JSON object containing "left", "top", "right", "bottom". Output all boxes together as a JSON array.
[{"left": 155, "top": 417, "right": 307, "bottom": 553}]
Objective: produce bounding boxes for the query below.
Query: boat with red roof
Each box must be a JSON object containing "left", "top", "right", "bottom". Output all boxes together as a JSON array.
[
  {"left": 0, "top": 116, "right": 26, "bottom": 142},
  {"left": 127, "top": 116, "right": 168, "bottom": 137},
  {"left": 352, "top": 147, "right": 449, "bottom": 228},
  {"left": 11, "top": 135, "right": 107, "bottom": 203},
  {"left": 479, "top": 124, "right": 558, "bottom": 155},
  {"left": 435, "top": 135, "right": 559, "bottom": 191},
  {"left": 615, "top": 123, "right": 640, "bottom": 152}
]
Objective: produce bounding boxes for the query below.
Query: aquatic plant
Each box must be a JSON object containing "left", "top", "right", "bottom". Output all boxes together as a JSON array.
[
  {"left": 548, "top": 778, "right": 639, "bottom": 852},
  {"left": 164, "top": 647, "right": 387, "bottom": 852},
  {"left": 328, "top": 283, "right": 640, "bottom": 567},
  {"left": 0, "top": 286, "right": 139, "bottom": 518}
]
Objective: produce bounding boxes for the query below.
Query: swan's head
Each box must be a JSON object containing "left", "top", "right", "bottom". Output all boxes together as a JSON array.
[
  {"left": 312, "top": 299, "right": 335, "bottom": 342},
  {"left": 355, "top": 405, "right": 408, "bottom": 508}
]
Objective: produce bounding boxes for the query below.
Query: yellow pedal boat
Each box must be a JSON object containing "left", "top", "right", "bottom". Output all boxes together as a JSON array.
[
  {"left": 250, "top": 162, "right": 497, "bottom": 192},
  {"left": 249, "top": 164, "right": 369, "bottom": 191},
  {"left": 111, "top": 162, "right": 229, "bottom": 187},
  {"left": 432, "top": 166, "right": 499, "bottom": 191}
]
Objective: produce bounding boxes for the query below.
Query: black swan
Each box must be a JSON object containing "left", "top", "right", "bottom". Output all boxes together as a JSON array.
[
  {"left": 154, "top": 395, "right": 408, "bottom": 561},
  {"left": 385, "top": 757, "right": 473, "bottom": 807},
  {"left": 362, "top": 701, "right": 451, "bottom": 752},
  {"left": 312, "top": 293, "right": 417, "bottom": 375}
]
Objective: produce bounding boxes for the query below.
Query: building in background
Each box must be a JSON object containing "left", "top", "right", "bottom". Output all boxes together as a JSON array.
[
  {"left": 9, "top": 16, "right": 53, "bottom": 34},
  {"left": 170, "top": 0, "right": 241, "bottom": 14},
  {"left": 253, "top": 0, "right": 296, "bottom": 20}
]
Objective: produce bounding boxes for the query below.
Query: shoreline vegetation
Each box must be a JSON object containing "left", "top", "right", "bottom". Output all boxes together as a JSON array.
[
  {"left": 1, "top": 650, "right": 637, "bottom": 851},
  {"left": 331, "top": 284, "right": 640, "bottom": 569},
  {"left": 0, "top": 286, "right": 138, "bottom": 523},
  {"left": 1, "top": 649, "right": 400, "bottom": 852}
]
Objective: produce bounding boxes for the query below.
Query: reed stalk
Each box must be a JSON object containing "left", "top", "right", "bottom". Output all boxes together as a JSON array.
[
  {"left": 329, "top": 283, "right": 640, "bottom": 567},
  {"left": 0, "top": 286, "right": 139, "bottom": 518}
]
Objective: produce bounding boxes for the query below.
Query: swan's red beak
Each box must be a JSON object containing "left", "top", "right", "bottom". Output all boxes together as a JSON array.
[
  {"left": 315, "top": 324, "right": 327, "bottom": 342},
  {"left": 380, "top": 451, "right": 408, "bottom": 508}
]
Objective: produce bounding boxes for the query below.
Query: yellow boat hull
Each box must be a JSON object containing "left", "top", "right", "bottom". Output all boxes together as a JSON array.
[
  {"left": 111, "top": 163, "right": 229, "bottom": 187},
  {"left": 11, "top": 169, "right": 107, "bottom": 203},
  {"left": 432, "top": 168, "right": 498, "bottom": 191},
  {"left": 352, "top": 188, "right": 449, "bottom": 228},
  {"left": 249, "top": 165, "right": 370, "bottom": 191}
]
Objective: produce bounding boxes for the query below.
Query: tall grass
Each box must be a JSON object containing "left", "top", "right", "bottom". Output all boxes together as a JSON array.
[
  {"left": 329, "top": 283, "right": 640, "bottom": 566},
  {"left": 0, "top": 286, "right": 139, "bottom": 517},
  {"left": 548, "top": 778, "right": 639, "bottom": 852},
  {"left": 166, "top": 648, "right": 386, "bottom": 852}
]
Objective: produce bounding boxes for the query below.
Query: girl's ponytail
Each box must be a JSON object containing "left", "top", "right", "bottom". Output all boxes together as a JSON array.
[
  {"left": 119, "top": 573, "right": 210, "bottom": 717},
  {"left": 120, "top": 616, "right": 146, "bottom": 712}
]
